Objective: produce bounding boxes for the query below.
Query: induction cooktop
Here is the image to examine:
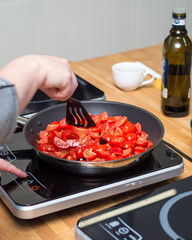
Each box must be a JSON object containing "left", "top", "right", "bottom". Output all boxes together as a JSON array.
[
  {"left": 76, "top": 176, "right": 192, "bottom": 240},
  {"left": 0, "top": 132, "right": 184, "bottom": 219}
]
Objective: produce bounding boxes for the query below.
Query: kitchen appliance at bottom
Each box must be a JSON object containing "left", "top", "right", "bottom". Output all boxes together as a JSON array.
[{"left": 0, "top": 132, "right": 183, "bottom": 219}]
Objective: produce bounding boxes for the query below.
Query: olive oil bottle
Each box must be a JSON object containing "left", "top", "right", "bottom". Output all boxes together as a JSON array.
[{"left": 161, "top": 8, "right": 192, "bottom": 117}]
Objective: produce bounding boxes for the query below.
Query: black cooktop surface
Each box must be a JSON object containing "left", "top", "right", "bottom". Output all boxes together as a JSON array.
[{"left": 76, "top": 176, "right": 192, "bottom": 240}]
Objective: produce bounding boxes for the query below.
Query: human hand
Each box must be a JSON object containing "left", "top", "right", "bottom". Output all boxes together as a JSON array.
[
  {"left": 0, "top": 158, "right": 27, "bottom": 178},
  {"left": 0, "top": 55, "right": 78, "bottom": 113}
]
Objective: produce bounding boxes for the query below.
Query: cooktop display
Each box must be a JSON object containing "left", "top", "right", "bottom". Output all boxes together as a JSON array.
[
  {"left": 76, "top": 176, "right": 192, "bottom": 240},
  {"left": 0, "top": 132, "right": 183, "bottom": 219}
]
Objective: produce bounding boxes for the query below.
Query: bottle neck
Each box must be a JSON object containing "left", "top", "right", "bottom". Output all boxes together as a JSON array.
[
  {"left": 172, "top": 18, "right": 186, "bottom": 27},
  {"left": 171, "top": 18, "right": 187, "bottom": 35}
]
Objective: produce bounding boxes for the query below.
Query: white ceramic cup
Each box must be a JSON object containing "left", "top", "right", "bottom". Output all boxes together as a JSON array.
[{"left": 112, "top": 62, "right": 155, "bottom": 91}]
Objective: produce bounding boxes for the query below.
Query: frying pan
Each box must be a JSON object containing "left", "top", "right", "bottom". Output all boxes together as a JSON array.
[{"left": 22, "top": 100, "right": 164, "bottom": 176}]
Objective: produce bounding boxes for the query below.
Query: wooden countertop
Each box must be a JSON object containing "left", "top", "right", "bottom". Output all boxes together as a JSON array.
[{"left": 1, "top": 45, "right": 192, "bottom": 239}]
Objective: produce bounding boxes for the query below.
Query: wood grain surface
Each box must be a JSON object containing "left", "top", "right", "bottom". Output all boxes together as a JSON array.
[{"left": 0, "top": 44, "right": 191, "bottom": 240}]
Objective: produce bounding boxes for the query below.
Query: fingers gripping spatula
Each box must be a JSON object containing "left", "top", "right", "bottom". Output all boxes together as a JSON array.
[{"left": 66, "top": 98, "right": 96, "bottom": 128}]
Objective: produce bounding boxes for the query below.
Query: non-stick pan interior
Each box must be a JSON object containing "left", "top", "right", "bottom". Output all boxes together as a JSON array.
[{"left": 24, "top": 100, "right": 164, "bottom": 149}]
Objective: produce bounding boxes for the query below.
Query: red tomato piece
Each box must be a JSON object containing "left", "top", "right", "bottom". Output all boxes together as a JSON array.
[
  {"left": 135, "top": 122, "right": 142, "bottom": 132},
  {"left": 39, "top": 130, "right": 49, "bottom": 139},
  {"left": 62, "top": 130, "right": 79, "bottom": 139},
  {"left": 122, "top": 121, "right": 136, "bottom": 134},
  {"left": 46, "top": 123, "right": 60, "bottom": 132},
  {"left": 113, "top": 127, "right": 123, "bottom": 137},
  {"left": 53, "top": 137, "right": 70, "bottom": 149},
  {"left": 38, "top": 136, "right": 49, "bottom": 144},
  {"left": 75, "top": 147, "right": 85, "bottom": 159},
  {"left": 38, "top": 143, "right": 58, "bottom": 152},
  {"left": 83, "top": 149, "right": 97, "bottom": 160},
  {"left": 102, "top": 134, "right": 112, "bottom": 142},
  {"left": 123, "top": 141, "right": 135, "bottom": 150},
  {"left": 96, "top": 149, "right": 110, "bottom": 158},
  {"left": 109, "top": 136, "right": 124, "bottom": 147},
  {"left": 90, "top": 131, "right": 102, "bottom": 139},
  {"left": 122, "top": 148, "right": 133, "bottom": 158},
  {"left": 109, "top": 147, "right": 123, "bottom": 155},
  {"left": 115, "top": 116, "right": 128, "bottom": 128},
  {"left": 66, "top": 139, "right": 81, "bottom": 147},
  {"left": 125, "top": 133, "right": 137, "bottom": 143},
  {"left": 100, "top": 111, "right": 109, "bottom": 122},
  {"left": 59, "top": 118, "right": 68, "bottom": 129},
  {"left": 147, "top": 140, "right": 154, "bottom": 149},
  {"left": 101, "top": 122, "right": 111, "bottom": 134},
  {"left": 52, "top": 151, "right": 68, "bottom": 159}
]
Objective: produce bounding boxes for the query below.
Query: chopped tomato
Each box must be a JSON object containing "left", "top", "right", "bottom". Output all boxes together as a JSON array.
[
  {"left": 38, "top": 112, "right": 154, "bottom": 162},
  {"left": 109, "top": 136, "right": 124, "bottom": 147},
  {"left": 115, "top": 116, "right": 127, "bottom": 128},
  {"left": 83, "top": 149, "right": 97, "bottom": 160},
  {"left": 53, "top": 137, "right": 70, "bottom": 149},
  {"left": 39, "top": 130, "right": 49, "bottom": 139},
  {"left": 38, "top": 143, "right": 58, "bottom": 152},
  {"left": 122, "top": 148, "right": 133, "bottom": 158},
  {"left": 100, "top": 111, "right": 109, "bottom": 122},
  {"left": 125, "top": 133, "right": 137, "bottom": 143},
  {"left": 109, "top": 147, "right": 123, "bottom": 155},
  {"left": 59, "top": 118, "right": 68, "bottom": 129},
  {"left": 62, "top": 130, "right": 79, "bottom": 139},
  {"left": 122, "top": 121, "right": 136, "bottom": 134},
  {"left": 46, "top": 122, "right": 61, "bottom": 132}
]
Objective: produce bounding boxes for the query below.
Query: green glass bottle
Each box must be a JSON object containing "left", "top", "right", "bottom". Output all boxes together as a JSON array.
[{"left": 161, "top": 8, "right": 192, "bottom": 117}]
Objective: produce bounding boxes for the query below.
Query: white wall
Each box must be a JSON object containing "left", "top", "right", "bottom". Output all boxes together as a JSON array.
[{"left": 0, "top": 0, "right": 191, "bottom": 67}]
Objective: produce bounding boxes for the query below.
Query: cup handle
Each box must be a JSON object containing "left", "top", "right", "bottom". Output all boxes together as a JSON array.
[{"left": 141, "top": 71, "right": 154, "bottom": 86}]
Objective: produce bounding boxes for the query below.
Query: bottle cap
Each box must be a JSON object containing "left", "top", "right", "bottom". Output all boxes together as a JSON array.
[{"left": 172, "top": 8, "right": 186, "bottom": 19}]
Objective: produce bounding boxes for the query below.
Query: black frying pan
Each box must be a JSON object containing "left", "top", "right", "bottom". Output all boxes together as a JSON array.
[{"left": 22, "top": 100, "right": 164, "bottom": 176}]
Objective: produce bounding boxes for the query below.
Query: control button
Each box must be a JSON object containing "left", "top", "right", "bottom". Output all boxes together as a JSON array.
[{"left": 166, "top": 148, "right": 178, "bottom": 158}]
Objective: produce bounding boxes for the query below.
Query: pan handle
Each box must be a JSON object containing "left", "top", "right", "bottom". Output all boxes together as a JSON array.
[{"left": 17, "top": 115, "right": 29, "bottom": 127}]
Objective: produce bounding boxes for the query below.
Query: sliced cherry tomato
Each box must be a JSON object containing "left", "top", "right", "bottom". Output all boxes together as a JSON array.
[
  {"left": 102, "top": 134, "right": 111, "bottom": 142},
  {"left": 92, "top": 114, "right": 101, "bottom": 127},
  {"left": 147, "top": 140, "right": 154, "bottom": 149},
  {"left": 53, "top": 137, "right": 70, "bottom": 149},
  {"left": 96, "top": 149, "right": 110, "bottom": 158},
  {"left": 75, "top": 147, "right": 85, "bottom": 159},
  {"left": 107, "top": 117, "right": 116, "bottom": 123},
  {"left": 109, "top": 136, "right": 124, "bottom": 147},
  {"left": 53, "top": 130, "right": 63, "bottom": 139},
  {"left": 51, "top": 151, "right": 68, "bottom": 159},
  {"left": 113, "top": 127, "right": 123, "bottom": 137},
  {"left": 68, "top": 148, "right": 77, "bottom": 160},
  {"left": 59, "top": 118, "right": 68, "bottom": 129},
  {"left": 134, "top": 146, "right": 146, "bottom": 155},
  {"left": 66, "top": 139, "right": 81, "bottom": 147},
  {"left": 115, "top": 116, "right": 127, "bottom": 128},
  {"left": 109, "top": 147, "right": 123, "bottom": 155},
  {"left": 83, "top": 149, "right": 97, "bottom": 160},
  {"left": 38, "top": 143, "right": 58, "bottom": 152},
  {"left": 123, "top": 141, "right": 135, "bottom": 150},
  {"left": 90, "top": 131, "right": 102, "bottom": 139},
  {"left": 101, "top": 122, "right": 111, "bottom": 134},
  {"left": 122, "top": 121, "right": 136, "bottom": 134},
  {"left": 125, "top": 133, "right": 137, "bottom": 143},
  {"left": 100, "top": 111, "right": 109, "bottom": 122},
  {"left": 38, "top": 136, "right": 49, "bottom": 144},
  {"left": 62, "top": 130, "right": 79, "bottom": 139},
  {"left": 135, "top": 122, "right": 142, "bottom": 132},
  {"left": 136, "top": 138, "right": 148, "bottom": 147},
  {"left": 46, "top": 122, "right": 60, "bottom": 132},
  {"left": 39, "top": 130, "right": 49, "bottom": 139},
  {"left": 122, "top": 148, "right": 133, "bottom": 158}
]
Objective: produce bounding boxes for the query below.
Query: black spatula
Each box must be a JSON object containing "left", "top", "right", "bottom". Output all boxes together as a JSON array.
[{"left": 66, "top": 98, "right": 96, "bottom": 128}]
